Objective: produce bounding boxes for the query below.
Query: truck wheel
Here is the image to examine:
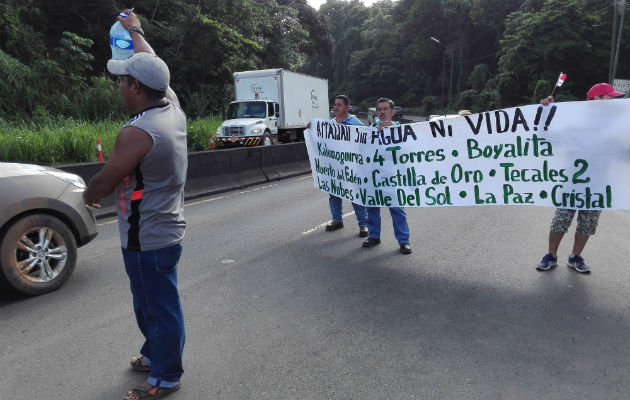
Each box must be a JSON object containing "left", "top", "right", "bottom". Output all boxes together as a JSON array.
[
  {"left": 0, "top": 214, "right": 77, "bottom": 295},
  {"left": 278, "top": 131, "right": 289, "bottom": 144},
  {"left": 262, "top": 131, "right": 272, "bottom": 146}
]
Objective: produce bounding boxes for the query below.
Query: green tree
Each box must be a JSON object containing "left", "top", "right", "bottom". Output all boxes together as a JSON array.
[
  {"left": 320, "top": 0, "right": 370, "bottom": 98},
  {"left": 54, "top": 32, "right": 95, "bottom": 92},
  {"left": 497, "top": 0, "right": 609, "bottom": 106}
]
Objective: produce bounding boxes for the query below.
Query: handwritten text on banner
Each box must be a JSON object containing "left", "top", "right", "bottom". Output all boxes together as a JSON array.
[{"left": 304, "top": 100, "right": 630, "bottom": 209}]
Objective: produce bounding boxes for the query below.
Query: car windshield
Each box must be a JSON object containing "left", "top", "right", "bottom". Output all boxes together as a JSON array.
[{"left": 227, "top": 102, "right": 267, "bottom": 119}]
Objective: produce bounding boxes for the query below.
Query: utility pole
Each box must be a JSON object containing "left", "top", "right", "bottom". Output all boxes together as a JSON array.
[
  {"left": 611, "top": 0, "right": 627, "bottom": 84},
  {"left": 609, "top": 0, "right": 619, "bottom": 83}
]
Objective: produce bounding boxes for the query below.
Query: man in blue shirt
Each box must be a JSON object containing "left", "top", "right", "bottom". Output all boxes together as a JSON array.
[
  {"left": 362, "top": 98, "right": 412, "bottom": 254},
  {"left": 325, "top": 95, "right": 369, "bottom": 236}
]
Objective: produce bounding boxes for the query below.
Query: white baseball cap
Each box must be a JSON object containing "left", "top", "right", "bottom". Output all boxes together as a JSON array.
[{"left": 107, "top": 52, "right": 170, "bottom": 91}]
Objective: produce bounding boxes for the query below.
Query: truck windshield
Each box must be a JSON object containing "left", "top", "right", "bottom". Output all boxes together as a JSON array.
[{"left": 227, "top": 102, "right": 267, "bottom": 119}]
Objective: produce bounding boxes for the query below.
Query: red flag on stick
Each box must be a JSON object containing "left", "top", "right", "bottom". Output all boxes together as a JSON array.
[
  {"left": 555, "top": 73, "right": 567, "bottom": 87},
  {"left": 550, "top": 72, "right": 567, "bottom": 96}
]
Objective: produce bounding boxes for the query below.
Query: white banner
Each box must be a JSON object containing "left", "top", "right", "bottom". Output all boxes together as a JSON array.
[
  {"left": 305, "top": 100, "right": 630, "bottom": 209},
  {"left": 614, "top": 79, "right": 630, "bottom": 97}
]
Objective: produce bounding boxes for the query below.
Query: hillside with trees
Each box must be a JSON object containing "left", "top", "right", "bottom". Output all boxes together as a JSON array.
[{"left": 0, "top": 0, "right": 627, "bottom": 122}]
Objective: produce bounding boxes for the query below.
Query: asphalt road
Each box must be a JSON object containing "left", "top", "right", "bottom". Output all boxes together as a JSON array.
[{"left": 1, "top": 175, "right": 629, "bottom": 400}]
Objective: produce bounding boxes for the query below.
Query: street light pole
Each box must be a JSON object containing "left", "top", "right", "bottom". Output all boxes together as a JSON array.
[
  {"left": 449, "top": 49, "right": 454, "bottom": 99},
  {"left": 441, "top": 52, "right": 446, "bottom": 108},
  {"left": 431, "top": 37, "right": 446, "bottom": 108},
  {"left": 431, "top": 36, "right": 453, "bottom": 110}
]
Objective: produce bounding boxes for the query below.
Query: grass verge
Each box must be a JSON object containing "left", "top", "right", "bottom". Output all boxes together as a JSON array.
[{"left": 0, "top": 116, "right": 222, "bottom": 165}]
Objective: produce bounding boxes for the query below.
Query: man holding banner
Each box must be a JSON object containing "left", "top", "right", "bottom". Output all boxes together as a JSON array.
[
  {"left": 305, "top": 79, "right": 629, "bottom": 270},
  {"left": 323, "top": 95, "right": 369, "bottom": 236},
  {"left": 362, "top": 98, "right": 412, "bottom": 254},
  {"left": 536, "top": 82, "right": 626, "bottom": 274}
]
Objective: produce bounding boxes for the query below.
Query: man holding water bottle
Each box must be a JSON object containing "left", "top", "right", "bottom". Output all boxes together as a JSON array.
[{"left": 83, "top": 9, "right": 187, "bottom": 400}]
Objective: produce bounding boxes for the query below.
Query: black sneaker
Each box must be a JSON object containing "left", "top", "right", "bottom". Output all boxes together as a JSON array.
[
  {"left": 359, "top": 226, "right": 369, "bottom": 237},
  {"left": 362, "top": 237, "right": 381, "bottom": 248},
  {"left": 325, "top": 221, "right": 344, "bottom": 231},
  {"left": 399, "top": 243, "right": 412, "bottom": 254}
]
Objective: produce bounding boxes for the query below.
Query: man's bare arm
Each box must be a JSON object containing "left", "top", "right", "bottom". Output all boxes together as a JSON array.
[
  {"left": 83, "top": 127, "right": 153, "bottom": 207},
  {"left": 118, "top": 10, "right": 180, "bottom": 107}
]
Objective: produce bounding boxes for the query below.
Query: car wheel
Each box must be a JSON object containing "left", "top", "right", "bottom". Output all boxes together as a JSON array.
[
  {"left": 0, "top": 214, "right": 77, "bottom": 295},
  {"left": 262, "top": 131, "right": 272, "bottom": 146}
]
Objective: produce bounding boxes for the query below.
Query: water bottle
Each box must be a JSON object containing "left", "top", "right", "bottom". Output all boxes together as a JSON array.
[{"left": 109, "top": 10, "right": 134, "bottom": 60}]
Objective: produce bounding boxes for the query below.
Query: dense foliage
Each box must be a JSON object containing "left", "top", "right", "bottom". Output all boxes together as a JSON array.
[
  {"left": 0, "top": 116, "right": 222, "bottom": 164},
  {"left": 0, "top": 0, "right": 627, "bottom": 122},
  {"left": 323, "top": 0, "right": 628, "bottom": 113}
]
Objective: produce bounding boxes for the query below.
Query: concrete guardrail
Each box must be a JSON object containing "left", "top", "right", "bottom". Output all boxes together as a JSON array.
[{"left": 58, "top": 143, "right": 311, "bottom": 218}]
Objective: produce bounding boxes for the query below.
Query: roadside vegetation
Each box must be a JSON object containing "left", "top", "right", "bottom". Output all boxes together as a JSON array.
[
  {"left": 0, "top": 116, "right": 222, "bottom": 165},
  {"left": 0, "top": 0, "right": 627, "bottom": 164}
]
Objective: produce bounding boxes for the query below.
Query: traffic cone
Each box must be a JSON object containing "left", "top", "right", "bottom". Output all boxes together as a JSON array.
[{"left": 96, "top": 138, "right": 103, "bottom": 161}]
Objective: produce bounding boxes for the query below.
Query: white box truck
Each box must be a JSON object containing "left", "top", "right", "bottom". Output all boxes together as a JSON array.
[{"left": 215, "top": 69, "right": 329, "bottom": 148}]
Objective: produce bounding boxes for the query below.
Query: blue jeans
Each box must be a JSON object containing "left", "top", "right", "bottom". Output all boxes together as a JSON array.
[
  {"left": 366, "top": 207, "right": 410, "bottom": 244},
  {"left": 329, "top": 194, "right": 368, "bottom": 227},
  {"left": 122, "top": 243, "right": 185, "bottom": 388}
]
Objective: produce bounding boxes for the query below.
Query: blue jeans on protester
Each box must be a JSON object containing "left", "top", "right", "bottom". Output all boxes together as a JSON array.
[
  {"left": 122, "top": 243, "right": 185, "bottom": 388},
  {"left": 329, "top": 194, "right": 368, "bottom": 227},
  {"left": 366, "top": 207, "right": 410, "bottom": 244}
]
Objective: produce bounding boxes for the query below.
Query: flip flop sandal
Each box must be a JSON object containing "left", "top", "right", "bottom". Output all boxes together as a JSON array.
[
  {"left": 123, "top": 382, "right": 181, "bottom": 399},
  {"left": 130, "top": 356, "right": 152, "bottom": 372}
]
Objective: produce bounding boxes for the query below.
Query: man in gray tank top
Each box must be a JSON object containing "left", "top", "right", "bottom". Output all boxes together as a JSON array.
[{"left": 83, "top": 9, "right": 187, "bottom": 400}]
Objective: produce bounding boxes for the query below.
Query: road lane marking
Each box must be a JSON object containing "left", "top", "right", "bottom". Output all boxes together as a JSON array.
[
  {"left": 234, "top": 184, "right": 277, "bottom": 195},
  {"left": 97, "top": 184, "right": 278, "bottom": 226},
  {"left": 185, "top": 195, "right": 226, "bottom": 207},
  {"left": 302, "top": 211, "right": 356, "bottom": 234},
  {"left": 97, "top": 219, "right": 117, "bottom": 226},
  {"left": 297, "top": 176, "right": 311, "bottom": 181}
]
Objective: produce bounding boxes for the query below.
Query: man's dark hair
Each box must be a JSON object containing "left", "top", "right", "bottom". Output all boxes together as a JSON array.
[
  {"left": 123, "top": 75, "right": 166, "bottom": 100},
  {"left": 376, "top": 97, "right": 395, "bottom": 109},
  {"left": 335, "top": 95, "right": 350, "bottom": 105}
]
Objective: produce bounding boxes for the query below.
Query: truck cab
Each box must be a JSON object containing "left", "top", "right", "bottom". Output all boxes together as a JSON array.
[
  {"left": 216, "top": 100, "right": 279, "bottom": 148},
  {"left": 216, "top": 69, "right": 329, "bottom": 148}
]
